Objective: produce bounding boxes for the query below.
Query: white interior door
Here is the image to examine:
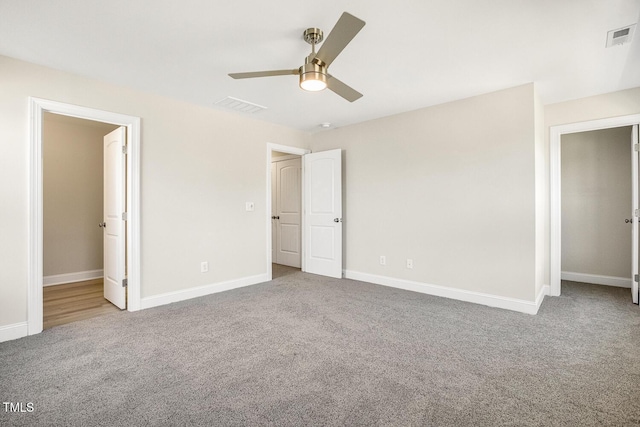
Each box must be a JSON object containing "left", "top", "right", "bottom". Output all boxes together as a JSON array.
[
  {"left": 304, "top": 149, "right": 342, "bottom": 278},
  {"left": 103, "top": 127, "right": 126, "bottom": 309},
  {"left": 632, "top": 124, "right": 639, "bottom": 304},
  {"left": 271, "top": 162, "right": 277, "bottom": 262},
  {"left": 275, "top": 158, "right": 302, "bottom": 267}
]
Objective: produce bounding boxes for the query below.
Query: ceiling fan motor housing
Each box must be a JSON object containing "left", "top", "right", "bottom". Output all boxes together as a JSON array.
[{"left": 299, "top": 61, "right": 327, "bottom": 91}]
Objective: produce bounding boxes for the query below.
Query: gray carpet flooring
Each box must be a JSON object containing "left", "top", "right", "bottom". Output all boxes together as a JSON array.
[{"left": 2, "top": 267, "right": 640, "bottom": 426}]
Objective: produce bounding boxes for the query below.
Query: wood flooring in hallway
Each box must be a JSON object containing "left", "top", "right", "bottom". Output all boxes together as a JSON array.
[{"left": 43, "top": 278, "right": 122, "bottom": 329}]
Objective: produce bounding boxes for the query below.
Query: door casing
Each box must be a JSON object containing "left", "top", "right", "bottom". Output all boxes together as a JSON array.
[
  {"left": 28, "top": 97, "right": 141, "bottom": 335},
  {"left": 550, "top": 114, "right": 640, "bottom": 297}
]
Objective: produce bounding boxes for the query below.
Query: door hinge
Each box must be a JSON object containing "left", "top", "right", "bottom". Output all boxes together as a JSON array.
[
  {"left": 635, "top": 274, "right": 639, "bottom": 283},
  {"left": 635, "top": 144, "right": 639, "bottom": 152},
  {"left": 122, "top": 278, "right": 128, "bottom": 287},
  {"left": 122, "top": 212, "right": 128, "bottom": 221},
  {"left": 122, "top": 144, "right": 128, "bottom": 154}
]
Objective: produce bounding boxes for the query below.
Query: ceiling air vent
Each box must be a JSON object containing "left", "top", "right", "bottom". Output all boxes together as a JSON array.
[
  {"left": 215, "top": 96, "right": 267, "bottom": 114},
  {"left": 606, "top": 24, "right": 636, "bottom": 47}
]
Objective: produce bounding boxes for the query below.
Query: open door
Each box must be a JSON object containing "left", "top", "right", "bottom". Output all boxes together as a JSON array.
[
  {"left": 102, "top": 127, "right": 127, "bottom": 309},
  {"left": 632, "top": 124, "right": 639, "bottom": 304},
  {"left": 271, "top": 162, "right": 277, "bottom": 262},
  {"left": 304, "top": 149, "right": 342, "bottom": 278},
  {"left": 274, "top": 158, "right": 302, "bottom": 267}
]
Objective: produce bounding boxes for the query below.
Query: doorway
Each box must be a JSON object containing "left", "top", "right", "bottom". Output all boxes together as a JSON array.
[
  {"left": 42, "top": 113, "right": 121, "bottom": 328},
  {"left": 267, "top": 144, "right": 309, "bottom": 280},
  {"left": 266, "top": 144, "right": 344, "bottom": 280},
  {"left": 560, "top": 127, "right": 632, "bottom": 288},
  {"left": 28, "top": 98, "right": 141, "bottom": 336},
  {"left": 550, "top": 114, "right": 640, "bottom": 300}
]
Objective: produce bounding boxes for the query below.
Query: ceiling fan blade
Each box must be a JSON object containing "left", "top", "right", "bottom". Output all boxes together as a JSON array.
[
  {"left": 327, "top": 75, "right": 363, "bottom": 102},
  {"left": 314, "top": 12, "right": 365, "bottom": 68},
  {"left": 229, "top": 69, "right": 299, "bottom": 79}
]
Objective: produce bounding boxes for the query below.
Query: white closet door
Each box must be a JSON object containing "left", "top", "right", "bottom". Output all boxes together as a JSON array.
[{"left": 275, "top": 158, "right": 302, "bottom": 267}]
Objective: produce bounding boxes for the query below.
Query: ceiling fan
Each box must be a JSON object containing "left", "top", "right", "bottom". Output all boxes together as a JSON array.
[{"left": 229, "top": 12, "right": 366, "bottom": 102}]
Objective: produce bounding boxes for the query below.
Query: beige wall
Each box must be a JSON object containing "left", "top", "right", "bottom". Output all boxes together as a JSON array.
[
  {"left": 311, "top": 84, "right": 538, "bottom": 301},
  {"left": 0, "top": 55, "right": 309, "bottom": 327},
  {"left": 534, "top": 88, "right": 546, "bottom": 297},
  {"left": 43, "top": 113, "right": 118, "bottom": 278},
  {"left": 545, "top": 88, "right": 640, "bottom": 129},
  {"left": 561, "top": 127, "right": 632, "bottom": 279},
  {"left": 3, "top": 51, "right": 639, "bottom": 331}
]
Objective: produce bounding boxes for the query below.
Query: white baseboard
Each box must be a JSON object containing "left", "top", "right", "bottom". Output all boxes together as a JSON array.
[
  {"left": 345, "top": 270, "right": 548, "bottom": 315},
  {"left": 43, "top": 269, "right": 104, "bottom": 287},
  {"left": 561, "top": 271, "right": 631, "bottom": 288},
  {"left": 0, "top": 322, "right": 28, "bottom": 343},
  {"left": 140, "top": 273, "right": 270, "bottom": 310},
  {"left": 536, "top": 284, "right": 550, "bottom": 309}
]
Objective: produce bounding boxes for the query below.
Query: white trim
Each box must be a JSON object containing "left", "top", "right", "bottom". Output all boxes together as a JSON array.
[
  {"left": 345, "top": 270, "right": 549, "bottom": 315},
  {"left": 28, "top": 99, "right": 44, "bottom": 335},
  {"left": 561, "top": 271, "right": 632, "bottom": 288},
  {"left": 536, "top": 284, "right": 550, "bottom": 309},
  {"left": 550, "top": 114, "right": 640, "bottom": 297},
  {"left": 266, "top": 143, "right": 310, "bottom": 280},
  {"left": 0, "top": 322, "right": 29, "bottom": 343},
  {"left": 140, "top": 274, "right": 269, "bottom": 310},
  {"left": 43, "top": 270, "right": 104, "bottom": 286},
  {"left": 28, "top": 97, "right": 142, "bottom": 337}
]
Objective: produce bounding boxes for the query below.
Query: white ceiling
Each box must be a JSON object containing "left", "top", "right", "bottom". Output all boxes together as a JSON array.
[{"left": 1, "top": 0, "right": 639, "bottom": 132}]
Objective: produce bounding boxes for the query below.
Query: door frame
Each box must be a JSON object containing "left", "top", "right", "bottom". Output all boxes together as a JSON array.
[
  {"left": 28, "top": 97, "right": 141, "bottom": 335},
  {"left": 266, "top": 143, "right": 310, "bottom": 280},
  {"left": 550, "top": 113, "right": 640, "bottom": 297}
]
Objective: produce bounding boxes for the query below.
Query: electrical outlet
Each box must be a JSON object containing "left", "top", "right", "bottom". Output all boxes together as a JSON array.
[
  {"left": 406, "top": 259, "right": 413, "bottom": 269},
  {"left": 200, "top": 261, "right": 209, "bottom": 273},
  {"left": 380, "top": 255, "right": 386, "bottom": 265}
]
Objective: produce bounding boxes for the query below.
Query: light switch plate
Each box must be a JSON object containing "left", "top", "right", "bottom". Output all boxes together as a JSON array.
[{"left": 245, "top": 202, "right": 255, "bottom": 211}]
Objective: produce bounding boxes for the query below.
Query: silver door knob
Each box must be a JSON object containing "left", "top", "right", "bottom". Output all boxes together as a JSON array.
[{"left": 98, "top": 222, "right": 106, "bottom": 228}]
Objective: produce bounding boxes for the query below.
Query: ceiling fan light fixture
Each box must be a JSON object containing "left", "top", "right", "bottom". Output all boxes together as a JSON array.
[
  {"left": 299, "top": 62, "right": 327, "bottom": 92},
  {"left": 300, "top": 75, "right": 327, "bottom": 91}
]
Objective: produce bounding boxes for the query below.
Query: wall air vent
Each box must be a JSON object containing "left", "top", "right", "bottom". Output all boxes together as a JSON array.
[
  {"left": 214, "top": 96, "right": 267, "bottom": 114},
  {"left": 606, "top": 24, "right": 636, "bottom": 47}
]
